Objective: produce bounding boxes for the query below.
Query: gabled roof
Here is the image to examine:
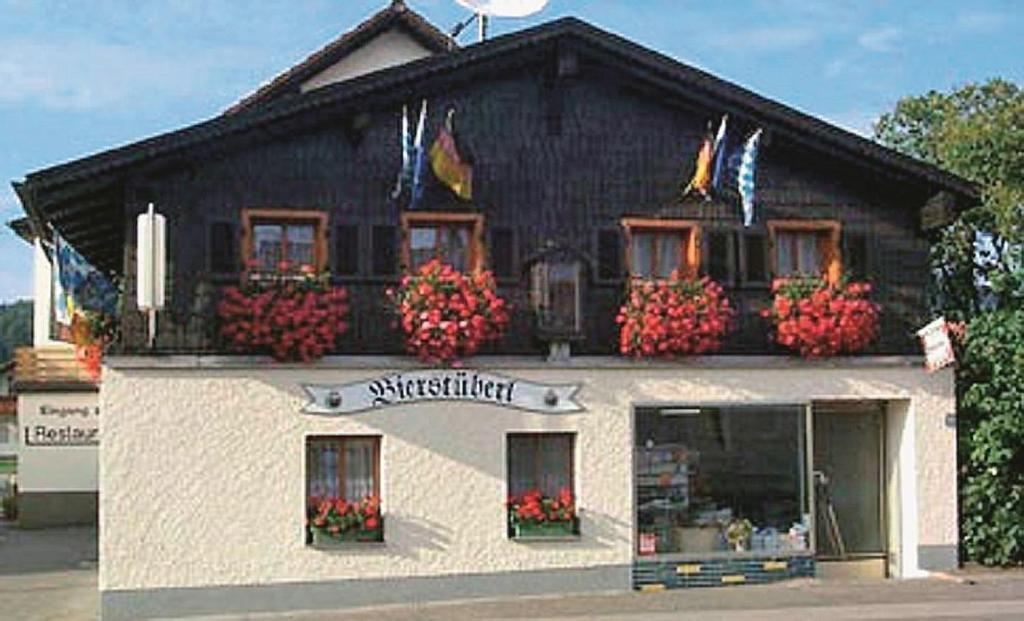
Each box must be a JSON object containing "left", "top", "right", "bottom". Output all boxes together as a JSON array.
[
  {"left": 15, "top": 16, "right": 979, "bottom": 272},
  {"left": 225, "top": 0, "right": 453, "bottom": 116}
]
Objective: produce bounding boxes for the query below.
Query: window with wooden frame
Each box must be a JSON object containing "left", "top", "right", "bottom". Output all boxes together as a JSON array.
[
  {"left": 241, "top": 209, "right": 329, "bottom": 274},
  {"left": 507, "top": 433, "right": 575, "bottom": 498},
  {"left": 622, "top": 218, "right": 701, "bottom": 279},
  {"left": 306, "top": 436, "right": 381, "bottom": 502},
  {"left": 767, "top": 220, "right": 841, "bottom": 284},
  {"left": 401, "top": 212, "right": 484, "bottom": 273}
]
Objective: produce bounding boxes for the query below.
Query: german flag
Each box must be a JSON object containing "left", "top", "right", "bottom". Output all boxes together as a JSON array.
[{"left": 429, "top": 109, "right": 473, "bottom": 201}]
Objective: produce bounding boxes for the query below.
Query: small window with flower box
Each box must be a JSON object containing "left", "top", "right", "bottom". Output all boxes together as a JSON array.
[
  {"left": 767, "top": 220, "right": 841, "bottom": 284},
  {"left": 400, "top": 212, "right": 484, "bottom": 273},
  {"left": 306, "top": 436, "right": 383, "bottom": 546},
  {"left": 622, "top": 218, "right": 701, "bottom": 279},
  {"left": 507, "top": 433, "right": 578, "bottom": 539},
  {"left": 241, "top": 209, "right": 329, "bottom": 276}
]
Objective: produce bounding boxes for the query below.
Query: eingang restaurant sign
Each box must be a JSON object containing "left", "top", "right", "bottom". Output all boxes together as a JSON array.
[{"left": 303, "top": 370, "right": 583, "bottom": 415}]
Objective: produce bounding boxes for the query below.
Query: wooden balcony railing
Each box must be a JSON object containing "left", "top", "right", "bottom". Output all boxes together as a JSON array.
[{"left": 13, "top": 347, "right": 96, "bottom": 389}]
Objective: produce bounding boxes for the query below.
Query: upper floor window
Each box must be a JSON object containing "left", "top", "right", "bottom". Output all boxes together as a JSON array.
[
  {"left": 401, "top": 212, "right": 483, "bottom": 273},
  {"left": 242, "top": 209, "right": 328, "bottom": 273},
  {"left": 622, "top": 218, "right": 700, "bottom": 279},
  {"left": 768, "top": 220, "right": 841, "bottom": 284}
]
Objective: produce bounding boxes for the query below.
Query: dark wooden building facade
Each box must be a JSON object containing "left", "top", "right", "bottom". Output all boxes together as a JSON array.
[{"left": 15, "top": 17, "right": 976, "bottom": 358}]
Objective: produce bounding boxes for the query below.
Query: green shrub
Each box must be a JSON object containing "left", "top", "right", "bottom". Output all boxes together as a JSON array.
[{"left": 959, "top": 310, "right": 1024, "bottom": 566}]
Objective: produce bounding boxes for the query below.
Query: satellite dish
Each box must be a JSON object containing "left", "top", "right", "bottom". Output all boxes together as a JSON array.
[{"left": 455, "top": 0, "right": 549, "bottom": 18}]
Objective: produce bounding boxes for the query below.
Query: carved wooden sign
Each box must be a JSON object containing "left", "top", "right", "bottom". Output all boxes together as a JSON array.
[{"left": 302, "top": 370, "right": 583, "bottom": 415}]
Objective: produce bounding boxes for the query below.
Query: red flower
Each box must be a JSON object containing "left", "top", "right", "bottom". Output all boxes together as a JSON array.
[
  {"left": 764, "top": 277, "right": 880, "bottom": 357},
  {"left": 617, "top": 274, "right": 734, "bottom": 358},
  {"left": 364, "top": 516, "right": 379, "bottom": 530},
  {"left": 387, "top": 259, "right": 509, "bottom": 365}
]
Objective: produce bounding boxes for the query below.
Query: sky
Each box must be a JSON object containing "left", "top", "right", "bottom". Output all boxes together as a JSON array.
[{"left": 0, "top": 0, "right": 1021, "bottom": 302}]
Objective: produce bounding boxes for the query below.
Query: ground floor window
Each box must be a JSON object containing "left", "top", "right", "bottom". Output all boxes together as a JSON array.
[
  {"left": 507, "top": 433, "right": 578, "bottom": 538},
  {"left": 635, "top": 406, "right": 809, "bottom": 557},
  {"left": 306, "top": 436, "right": 383, "bottom": 544}
]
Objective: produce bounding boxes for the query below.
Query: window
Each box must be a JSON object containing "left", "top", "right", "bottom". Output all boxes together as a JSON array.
[
  {"left": 401, "top": 212, "right": 483, "bottom": 272},
  {"left": 507, "top": 433, "right": 574, "bottom": 498},
  {"left": 241, "top": 209, "right": 328, "bottom": 273},
  {"left": 622, "top": 218, "right": 700, "bottom": 279},
  {"left": 768, "top": 220, "right": 841, "bottom": 284},
  {"left": 306, "top": 436, "right": 382, "bottom": 544},
  {"left": 635, "top": 406, "right": 809, "bottom": 557},
  {"left": 306, "top": 436, "right": 380, "bottom": 501}
]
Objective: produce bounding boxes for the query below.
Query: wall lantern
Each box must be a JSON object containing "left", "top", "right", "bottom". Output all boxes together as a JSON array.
[{"left": 527, "top": 244, "right": 585, "bottom": 361}]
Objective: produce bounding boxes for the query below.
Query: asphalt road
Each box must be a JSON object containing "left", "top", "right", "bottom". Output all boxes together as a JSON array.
[{"left": 1, "top": 523, "right": 1023, "bottom": 620}]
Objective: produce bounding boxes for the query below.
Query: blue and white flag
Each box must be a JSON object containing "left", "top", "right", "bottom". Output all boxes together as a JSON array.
[
  {"left": 390, "top": 104, "right": 412, "bottom": 200},
  {"left": 53, "top": 233, "right": 118, "bottom": 326},
  {"left": 410, "top": 99, "right": 428, "bottom": 209},
  {"left": 738, "top": 128, "right": 763, "bottom": 227},
  {"left": 710, "top": 114, "right": 729, "bottom": 191}
]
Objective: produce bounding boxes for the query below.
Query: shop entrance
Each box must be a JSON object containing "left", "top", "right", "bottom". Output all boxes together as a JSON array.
[{"left": 813, "top": 402, "right": 887, "bottom": 579}]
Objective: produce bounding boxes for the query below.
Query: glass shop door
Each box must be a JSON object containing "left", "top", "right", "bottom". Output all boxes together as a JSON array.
[{"left": 813, "top": 402, "right": 887, "bottom": 578}]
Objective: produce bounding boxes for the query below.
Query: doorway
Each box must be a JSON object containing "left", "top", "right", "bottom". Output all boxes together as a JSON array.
[{"left": 813, "top": 402, "right": 887, "bottom": 579}]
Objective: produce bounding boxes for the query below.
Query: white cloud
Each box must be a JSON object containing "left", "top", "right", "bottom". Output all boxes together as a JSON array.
[
  {"left": 0, "top": 38, "right": 254, "bottom": 111},
  {"left": 701, "top": 27, "right": 819, "bottom": 52},
  {"left": 857, "top": 25, "right": 902, "bottom": 53}
]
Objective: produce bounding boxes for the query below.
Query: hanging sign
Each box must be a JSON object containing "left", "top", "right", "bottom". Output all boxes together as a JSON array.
[
  {"left": 916, "top": 317, "right": 955, "bottom": 373},
  {"left": 302, "top": 370, "right": 583, "bottom": 415}
]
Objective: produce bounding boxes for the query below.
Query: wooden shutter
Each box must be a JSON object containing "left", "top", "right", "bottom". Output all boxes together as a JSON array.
[
  {"left": 706, "top": 230, "right": 734, "bottom": 284},
  {"left": 334, "top": 225, "right": 359, "bottom": 276},
  {"left": 372, "top": 225, "right": 397, "bottom": 276},
  {"left": 490, "top": 228, "right": 515, "bottom": 279},
  {"left": 743, "top": 232, "right": 768, "bottom": 284},
  {"left": 596, "top": 229, "right": 621, "bottom": 281},
  {"left": 844, "top": 231, "right": 869, "bottom": 281},
  {"left": 209, "top": 222, "right": 236, "bottom": 273}
]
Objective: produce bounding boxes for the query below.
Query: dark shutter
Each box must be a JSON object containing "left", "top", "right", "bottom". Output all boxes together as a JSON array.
[
  {"left": 334, "top": 225, "right": 359, "bottom": 276},
  {"left": 706, "top": 230, "right": 734, "bottom": 283},
  {"left": 743, "top": 233, "right": 767, "bottom": 284},
  {"left": 209, "top": 222, "right": 236, "bottom": 273},
  {"left": 844, "top": 231, "right": 869, "bottom": 280},
  {"left": 490, "top": 228, "right": 515, "bottom": 279},
  {"left": 372, "top": 225, "right": 397, "bottom": 276},
  {"left": 596, "top": 229, "right": 621, "bottom": 281}
]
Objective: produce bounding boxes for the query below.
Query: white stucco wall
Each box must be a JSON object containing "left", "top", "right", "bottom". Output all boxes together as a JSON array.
[
  {"left": 31, "top": 239, "right": 70, "bottom": 350},
  {"left": 99, "top": 358, "right": 955, "bottom": 592},
  {"left": 18, "top": 391, "right": 99, "bottom": 492},
  {"left": 300, "top": 28, "right": 434, "bottom": 92}
]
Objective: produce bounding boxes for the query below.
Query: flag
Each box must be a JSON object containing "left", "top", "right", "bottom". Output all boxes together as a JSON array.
[
  {"left": 390, "top": 104, "right": 412, "bottom": 200},
  {"left": 410, "top": 100, "right": 429, "bottom": 209},
  {"left": 429, "top": 109, "right": 473, "bottom": 201},
  {"left": 710, "top": 114, "right": 730, "bottom": 191},
  {"left": 738, "top": 128, "right": 763, "bottom": 227},
  {"left": 53, "top": 233, "right": 118, "bottom": 328},
  {"left": 682, "top": 133, "right": 713, "bottom": 200}
]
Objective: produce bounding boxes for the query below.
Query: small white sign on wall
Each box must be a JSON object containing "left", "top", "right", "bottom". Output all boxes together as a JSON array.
[
  {"left": 303, "top": 370, "right": 583, "bottom": 415},
  {"left": 916, "top": 317, "right": 955, "bottom": 373}
]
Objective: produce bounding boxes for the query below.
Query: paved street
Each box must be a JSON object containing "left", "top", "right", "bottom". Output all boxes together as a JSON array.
[{"left": 1, "top": 525, "right": 1023, "bottom": 620}]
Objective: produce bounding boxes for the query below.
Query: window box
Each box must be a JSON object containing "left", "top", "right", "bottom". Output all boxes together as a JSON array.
[
  {"left": 310, "top": 520, "right": 385, "bottom": 546},
  {"left": 511, "top": 517, "right": 579, "bottom": 540}
]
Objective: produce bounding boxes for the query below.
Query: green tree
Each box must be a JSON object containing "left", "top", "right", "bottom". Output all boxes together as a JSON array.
[
  {"left": 0, "top": 300, "right": 33, "bottom": 363},
  {"left": 875, "top": 79, "right": 1024, "bottom": 566}
]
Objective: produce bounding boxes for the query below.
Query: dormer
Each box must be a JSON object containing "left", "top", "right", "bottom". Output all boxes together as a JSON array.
[{"left": 226, "top": 0, "right": 453, "bottom": 115}]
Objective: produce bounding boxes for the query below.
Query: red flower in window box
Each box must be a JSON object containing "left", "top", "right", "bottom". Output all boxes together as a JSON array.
[
  {"left": 307, "top": 495, "right": 383, "bottom": 543},
  {"left": 386, "top": 259, "right": 509, "bottom": 365},
  {"left": 217, "top": 269, "right": 349, "bottom": 363},
  {"left": 761, "top": 277, "right": 880, "bottom": 357},
  {"left": 616, "top": 273, "right": 735, "bottom": 358},
  {"left": 508, "top": 487, "right": 578, "bottom": 537}
]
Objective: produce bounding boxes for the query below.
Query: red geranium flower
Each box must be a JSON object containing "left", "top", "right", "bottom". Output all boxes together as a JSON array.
[{"left": 762, "top": 277, "right": 880, "bottom": 357}]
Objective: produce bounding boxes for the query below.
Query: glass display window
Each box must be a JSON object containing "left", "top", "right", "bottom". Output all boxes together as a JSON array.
[{"left": 634, "top": 405, "right": 811, "bottom": 558}]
